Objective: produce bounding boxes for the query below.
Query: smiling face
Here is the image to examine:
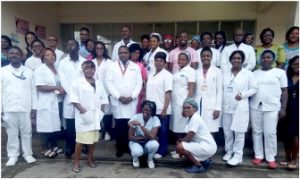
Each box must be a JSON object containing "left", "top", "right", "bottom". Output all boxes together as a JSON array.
[
  {"left": 202, "top": 34, "right": 212, "bottom": 47},
  {"left": 142, "top": 104, "right": 152, "bottom": 120},
  {"left": 230, "top": 52, "right": 243, "bottom": 69},
  {"left": 154, "top": 57, "right": 165, "bottom": 71},
  {"left": 121, "top": 26, "right": 131, "bottom": 40},
  {"left": 214, "top": 34, "right": 224, "bottom": 48},
  {"left": 82, "top": 64, "right": 95, "bottom": 78},
  {"left": 178, "top": 54, "right": 189, "bottom": 69},
  {"left": 150, "top": 36, "right": 159, "bottom": 50},
  {"left": 95, "top": 43, "right": 105, "bottom": 58},
  {"left": 201, "top": 50, "right": 212, "bottom": 66},
  {"left": 118, "top": 47, "right": 130, "bottom": 63},
  {"left": 32, "top": 41, "right": 44, "bottom": 56},
  {"left": 288, "top": 28, "right": 299, "bottom": 43},
  {"left": 43, "top": 49, "right": 56, "bottom": 66},
  {"left": 47, "top": 36, "right": 58, "bottom": 48},
  {"left": 179, "top": 32, "right": 188, "bottom": 47},
  {"left": 26, "top": 34, "right": 36, "bottom": 46},
  {"left": 291, "top": 58, "right": 299, "bottom": 74},
  {"left": 8, "top": 48, "right": 23, "bottom": 65},
  {"left": 262, "top": 30, "right": 273, "bottom": 45},
  {"left": 233, "top": 29, "right": 245, "bottom": 44},
  {"left": 182, "top": 103, "right": 196, "bottom": 118}
]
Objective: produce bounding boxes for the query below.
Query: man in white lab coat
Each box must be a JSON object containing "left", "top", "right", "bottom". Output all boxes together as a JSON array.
[
  {"left": 46, "top": 35, "right": 64, "bottom": 68},
  {"left": 58, "top": 39, "right": 85, "bottom": 158},
  {"left": 1, "top": 46, "right": 37, "bottom": 166},
  {"left": 105, "top": 46, "right": 143, "bottom": 157},
  {"left": 221, "top": 28, "right": 256, "bottom": 72},
  {"left": 111, "top": 25, "right": 136, "bottom": 61}
]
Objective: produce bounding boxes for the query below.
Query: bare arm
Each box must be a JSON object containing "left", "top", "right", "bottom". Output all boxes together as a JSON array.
[
  {"left": 72, "top": 103, "right": 86, "bottom": 114},
  {"left": 161, "top": 91, "right": 172, "bottom": 116},
  {"left": 187, "top": 82, "right": 195, "bottom": 97},
  {"left": 279, "top": 88, "right": 288, "bottom": 119}
]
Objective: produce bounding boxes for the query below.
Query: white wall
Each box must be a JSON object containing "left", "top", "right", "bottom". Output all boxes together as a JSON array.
[{"left": 1, "top": 2, "right": 60, "bottom": 49}]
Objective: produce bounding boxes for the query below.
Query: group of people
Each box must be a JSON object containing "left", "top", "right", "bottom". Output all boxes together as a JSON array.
[{"left": 1, "top": 24, "right": 298, "bottom": 174}]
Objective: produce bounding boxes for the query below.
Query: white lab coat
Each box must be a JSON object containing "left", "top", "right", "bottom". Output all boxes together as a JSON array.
[
  {"left": 221, "top": 43, "right": 256, "bottom": 71},
  {"left": 104, "top": 60, "right": 142, "bottom": 119},
  {"left": 25, "top": 55, "right": 43, "bottom": 71},
  {"left": 170, "top": 65, "right": 195, "bottom": 133},
  {"left": 197, "top": 47, "right": 221, "bottom": 68},
  {"left": 222, "top": 68, "right": 257, "bottom": 132},
  {"left": 143, "top": 47, "right": 169, "bottom": 75},
  {"left": 111, "top": 39, "right": 136, "bottom": 61},
  {"left": 92, "top": 58, "right": 112, "bottom": 114},
  {"left": 54, "top": 48, "right": 64, "bottom": 68},
  {"left": 69, "top": 77, "right": 108, "bottom": 132},
  {"left": 146, "top": 69, "right": 173, "bottom": 115},
  {"left": 58, "top": 55, "right": 85, "bottom": 119},
  {"left": 195, "top": 66, "right": 223, "bottom": 132},
  {"left": 34, "top": 64, "right": 61, "bottom": 133}
]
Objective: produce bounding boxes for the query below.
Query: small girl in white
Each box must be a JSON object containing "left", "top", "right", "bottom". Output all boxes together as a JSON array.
[{"left": 69, "top": 60, "right": 108, "bottom": 173}]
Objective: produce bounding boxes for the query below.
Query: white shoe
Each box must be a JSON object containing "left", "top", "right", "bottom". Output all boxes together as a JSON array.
[
  {"left": 24, "top": 156, "right": 36, "bottom": 164},
  {"left": 6, "top": 157, "right": 18, "bottom": 166},
  {"left": 147, "top": 160, "right": 155, "bottom": 169},
  {"left": 154, "top": 153, "right": 162, "bottom": 159},
  {"left": 170, "top": 151, "right": 177, "bottom": 155},
  {"left": 222, "top": 153, "right": 232, "bottom": 161},
  {"left": 227, "top": 155, "right": 242, "bottom": 166},
  {"left": 132, "top": 157, "right": 140, "bottom": 167},
  {"left": 104, "top": 132, "right": 111, "bottom": 141},
  {"left": 171, "top": 153, "right": 180, "bottom": 159}
]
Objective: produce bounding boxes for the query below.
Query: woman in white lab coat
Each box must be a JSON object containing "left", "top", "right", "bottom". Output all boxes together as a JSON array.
[
  {"left": 222, "top": 50, "right": 257, "bottom": 166},
  {"left": 69, "top": 61, "right": 108, "bottom": 173},
  {"left": 34, "top": 48, "right": 64, "bottom": 157},
  {"left": 250, "top": 50, "right": 288, "bottom": 169},
  {"left": 92, "top": 41, "right": 113, "bottom": 141},
  {"left": 195, "top": 46, "right": 222, "bottom": 133},
  {"left": 170, "top": 52, "right": 195, "bottom": 158}
]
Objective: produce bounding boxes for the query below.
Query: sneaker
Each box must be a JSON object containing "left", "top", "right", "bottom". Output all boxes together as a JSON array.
[
  {"left": 252, "top": 158, "right": 263, "bottom": 165},
  {"left": 184, "top": 165, "right": 207, "bottom": 173},
  {"left": 104, "top": 132, "right": 111, "bottom": 141},
  {"left": 227, "top": 155, "right": 242, "bottom": 166},
  {"left": 222, "top": 153, "right": 232, "bottom": 161},
  {"left": 170, "top": 151, "right": 177, "bottom": 155},
  {"left": 132, "top": 158, "right": 140, "bottom": 168},
  {"left": 5, "top": 157, "right": 18, "bottom": 166},
  {"left": 171, "top": 153, "right": 180, "bottom": 159},
  {"left": 147, "top": 160, "right": 155, "bottom": 169},
  {"left": 24, "top": 156, "right": 36, "bottom": 164},
  {"left": 268, "top": 161, "right": 277, "bottom": 169},
  {"left": 154, "top": 153, "right": 162, "bottom": 159}
]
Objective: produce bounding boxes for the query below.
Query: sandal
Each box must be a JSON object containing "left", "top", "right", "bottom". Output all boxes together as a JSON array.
[
  {"left": 287, "top": 161, "right": 297, "bottom": 170},
  {"left": 279, "top": 160, "right": 289, "bottom": 166},
  {"left": 87, "top": 161, "right": 96, "bottom": 168},
  {"left": 72, "top": 167, "right": 80, "bottom": 173}
]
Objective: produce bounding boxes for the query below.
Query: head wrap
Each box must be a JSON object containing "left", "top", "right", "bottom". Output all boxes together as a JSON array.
[
  {"left": 150, "top": 32, "right": 162, "bottom": 42},
  {"left": 191, "top": 35, "right": 201, "bottom": 44},
  {"left": 183, "top": 98, "right": 198, "bottom": 111}
]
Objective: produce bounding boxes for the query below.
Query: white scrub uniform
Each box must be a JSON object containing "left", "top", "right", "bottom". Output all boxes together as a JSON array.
[
  {"left": 143, "top": 47, "right": 169, "bottom": 75},
  {"left": 105, "top": 60, "right": 143, "bottom": 119},
  {"left": 69, "top": 77, "right": 109, "bottom": 132},
  {"left": 54, "top": 48, "right": 64, "bottom": 68},
  {"left": 182, "top": 113, "right": 217, "bottom": 161},
  {"left": 197, "top": 47, "right": 221, "bottom": 68},
  {"left": 58, "top": 55, "right": 85, "bottom": 119},
  {"left": 128, "top": 114, "right": 161, "bottom": 160},
  {"left": 221, "top": 43, "right": 256, "bottom": 71},
  {"left": 170, "top": 65, "right": 195, "bottom": 133},
  {"left": 146, "top": 69, "right": 173, "bottom": 115},
  {"left": 111, "top": 39, "right": 136, "bottom": 61},
  {"left": 34, "top": 64, "right": 61, "bottom": 133},
  {"left": 250, "top": 68, "right": 287, "bottom": 162},
  {"left": 25, "top": 55, "right": 43, "bottom": 71},
  {"left": 1, "top": 65, "right": 35, "bottom": 158},
  {"left": 222, "top": 68, "right": 257, "bottom": 159},
  {"left": 195, "top": 66, "right": 222, "bottom": 133}
]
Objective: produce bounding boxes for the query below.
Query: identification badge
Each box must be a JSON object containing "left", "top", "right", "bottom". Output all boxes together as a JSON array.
[
  {"left": 226, "top": 86, "right": 233, "bottom": 92},
  {"left": 201, "top": 85, "right": 208, "bottom": 91}
]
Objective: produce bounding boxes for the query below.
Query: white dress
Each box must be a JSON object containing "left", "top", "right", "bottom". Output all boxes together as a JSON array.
[{"left": 170, "top": 65, "right": 195, "bottom": 133}]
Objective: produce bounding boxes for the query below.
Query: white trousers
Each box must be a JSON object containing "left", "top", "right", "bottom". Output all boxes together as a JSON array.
[
  {"left": 3, "top": 112, "right": 33, "bottom": 158},
  {"left": 129, "top": 140, "right": 159, "bottom": 161},
  {"left": 222, "top": 113, "right": 245, "bottom": 159},
  {"left": 250, "top": 108, "right": 279, "bottom": 162}
]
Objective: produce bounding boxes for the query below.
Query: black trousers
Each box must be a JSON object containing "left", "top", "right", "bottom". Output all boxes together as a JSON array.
[
  {"left": 40, "top": 132, "right": 58, "bottom": 150},
  {"left": 101, "top": 114, "right": 114, "bottom": 139},
  {"left": 115, "top": 118, "right": 130, "bottom": 153},
  {"left": 65, "top": 118, "right": 76, "bottom": 154}
]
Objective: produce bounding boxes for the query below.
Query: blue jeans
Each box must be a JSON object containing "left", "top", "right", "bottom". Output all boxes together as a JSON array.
[
  {"left": 156, "top": 115, "right": 170, "bottom": 156},
  {"left": 65, "top": 118, "right": 75, "bottom": 155}
]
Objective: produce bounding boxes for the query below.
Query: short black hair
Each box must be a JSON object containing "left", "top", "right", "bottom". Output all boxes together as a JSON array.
[
  {"left": 260, "top": 49, "right": 275, "bottom": 60},
  {"left": 229, "top": 50, "right": 245, "bottom": 63},
  {"left": 285, "top": 26, "right": 299, "bottom": 43},
  {"left": 41, "top": 48, "right": 56, "bottom": 63},
  {"left": 82, "top": 60, "right": 96, "bottom": 69},
  {"left": 141, "top": 100, "right": 157, "bottom": 116},
  {"left": 154, "top": 51, "right": 167, "bottom": 63},
  {"left": 200, "top": 32, "right": 213, "bottom": 42},
  {"left": 259, "top": 27, "right": 275, "bottom": 43},
  {"left": 80, "top": 27, "right": 90, "bottom": 33},
  {"left": 1, "top": 35, "right": 12, "bottom": 47},
  {"left": 128, "top": 43, "right": 143, "bottom": 62},
  {"left": 67, "top": 38, "right": 79, "bottom": 48},
  {"left": 8, "top": 46, "right": 23, "bottom": 56},
  {"left": 95, "top": 41, "right": 110, "bottom": 59},
  {"left": 118, "top": 45, "right": 129, "bottom": 52},
  {"left": 141, "top": 34, "right": 150, "bottom": 41},
  {"left": 200, "top": 46, "right": 213, "bottom": 56},
  {"left": 31, "top": 39, "right": 45, "bottom": 48}
]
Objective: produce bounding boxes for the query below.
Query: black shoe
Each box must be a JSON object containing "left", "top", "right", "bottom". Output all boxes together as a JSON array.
[
  {"left": 65, "top": 151, "right": 72, "bottom": 159},
  {"left": 116, "top": 150, "right": 124, "bottom": 158},
  {"left": 201, "top": 159, "right": 212, "bottom": 169}
]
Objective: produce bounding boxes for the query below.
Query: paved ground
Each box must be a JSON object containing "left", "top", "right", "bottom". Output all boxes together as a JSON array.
[{"left": 1, "top": 128, "right": 299, "bottom": 178}]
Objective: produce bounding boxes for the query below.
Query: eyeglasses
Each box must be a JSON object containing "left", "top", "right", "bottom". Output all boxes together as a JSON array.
[
  {"left": 80, "top": 33, "right": 88, "bottom": 36},
  {"left": 164, "top": 39, "right": 172, "bottom": 43}
]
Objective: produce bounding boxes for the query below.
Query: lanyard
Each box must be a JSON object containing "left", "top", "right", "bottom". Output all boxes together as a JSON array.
[{"left": 118, "top": 60, "right": 128, "bottom": 76}]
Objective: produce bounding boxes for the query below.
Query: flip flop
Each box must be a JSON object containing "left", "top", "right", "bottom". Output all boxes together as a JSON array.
[
  {"left": 87, "top": 161, "right": 96, "bottom": 168},
  {"left": 279, "top": 161, "right": 289, "bottom": 166},
  {"left": 72, "top": 167, "right": 80, "bottom": 173}
]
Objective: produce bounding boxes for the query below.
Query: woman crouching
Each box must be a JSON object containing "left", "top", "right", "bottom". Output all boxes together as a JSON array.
[{"left": 176, "top": 98, "right": 217, "bottom": 173}]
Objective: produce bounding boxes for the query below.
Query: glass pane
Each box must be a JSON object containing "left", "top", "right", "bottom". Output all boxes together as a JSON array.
[
  {"left": 73, "top": 24, "right": 93, "bottom": 41},
  {"left": 60, "top": 24, "right": 74, "bottom": 52},
  {"left": 199, "top": 21, "right": 219, "bottom": 35},
  {"left": 177, "top": 22, "right": 197, "bottom": 37},
  {"left": 220, "top": 21, "right": 241, "bottom": 42},
  {"left": 93, "top": 24, "right": 113, "bottom": 56},
  {"left": 112, "top": 23, "right": 132, "bottom": 44},
  {"left": 132, "top": 23, "right": 153, "bottom": 43},
  {"left": 242, "top": 20, "right": 256, "bottom": 35},
  {"left": 154, "top": 23, "right": 174, "bottom": 37}
]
